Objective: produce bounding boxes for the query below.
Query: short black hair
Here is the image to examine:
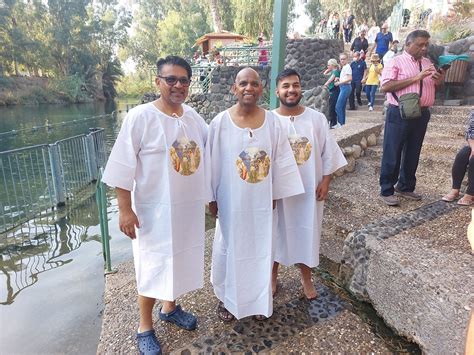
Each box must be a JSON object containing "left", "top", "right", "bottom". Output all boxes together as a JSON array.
[
  {"left": 276, "top": 68, "right": 301, "bottom": 85},
  {"left": 405, "top": 30, "right": 430, "bottom": 45},
  {"left": 156, "top": 56, "right": 192, "bottom": 78}
]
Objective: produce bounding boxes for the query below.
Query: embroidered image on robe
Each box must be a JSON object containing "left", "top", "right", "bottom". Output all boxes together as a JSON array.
[
  {"left": 236, "top": 147, "right": 270, "bottom": 183},
  {"left": 170, "top": 138, "right": 201, "bottom": 176},
  {"left": 288, "top": 135, "right": 312, "bottom": 165}
]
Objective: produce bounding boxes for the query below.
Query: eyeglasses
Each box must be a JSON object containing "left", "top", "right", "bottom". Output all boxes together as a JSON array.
[{"left": 158, "top": 76, "right": 191, "bottom": 87}]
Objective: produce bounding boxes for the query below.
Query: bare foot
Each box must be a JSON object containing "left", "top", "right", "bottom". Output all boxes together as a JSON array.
[
  {"left": 301, "top": 277, "right": 318, "bottom": 300},
  {"left": 458, "top": 194, "right": 474, "bottom": 206},
  {"left": 272, "top": 262, "right": 279, "bottom": 297},
  {"left": 442, "top": 189, "right": 460, "bottom": 202}
]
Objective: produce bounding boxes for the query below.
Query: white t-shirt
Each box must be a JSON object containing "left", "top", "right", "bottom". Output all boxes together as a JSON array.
[{"left": 340, "top": 64, "right": 352, "bottom": 84}]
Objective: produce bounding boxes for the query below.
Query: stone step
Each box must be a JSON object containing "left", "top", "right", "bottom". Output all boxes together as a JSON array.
[
  {"left": 343, "top": 205, "right": 472, "bottom": 353},
  {"left": 422, "top": 137, "right": 465, "bottom": 154},
  {"left": 431, "top": 105, "right": 473, "bottom": 116}
]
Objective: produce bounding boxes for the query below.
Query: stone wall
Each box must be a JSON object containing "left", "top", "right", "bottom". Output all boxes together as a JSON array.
[
  {"left": 187, "top": 66, "right": 270, "bottom": 122},
  {"left": 186, "top": 38, "right": 344, "bottom": 121},
  {"left": 284, "top": 38, "right": 344, "bottom": 90}
]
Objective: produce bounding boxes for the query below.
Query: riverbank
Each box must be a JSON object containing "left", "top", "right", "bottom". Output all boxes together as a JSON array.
[{"left": 0, "top": 76, "right": 99, "bottom": 106}]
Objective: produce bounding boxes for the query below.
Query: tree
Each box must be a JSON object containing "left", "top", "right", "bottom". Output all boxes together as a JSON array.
[
  {"left": 305, "top": 0, "right": 322, "bottom": 33},
  {"left": 209, "top": 0, "right": 223, "bottom": 32},
  {"left": 232, "top": 0, "right": 274, "bottom": 38}
]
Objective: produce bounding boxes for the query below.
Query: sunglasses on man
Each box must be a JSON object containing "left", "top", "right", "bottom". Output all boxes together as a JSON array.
[{"left": 158, "top": 75, "right": 191, "bottom": 87}]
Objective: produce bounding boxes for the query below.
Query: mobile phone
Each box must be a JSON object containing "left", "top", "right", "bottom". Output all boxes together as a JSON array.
[{"left": 438, "top": 64, "right": 451, "bottom": 73}]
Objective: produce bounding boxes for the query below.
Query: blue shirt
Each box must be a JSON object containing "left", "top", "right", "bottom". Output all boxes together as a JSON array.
[
  {"left": 350, "top": 60, "right": 367, "bottom": 82},
  {"left": 375, "top": 32, "right": 393, "bottom": 56}
]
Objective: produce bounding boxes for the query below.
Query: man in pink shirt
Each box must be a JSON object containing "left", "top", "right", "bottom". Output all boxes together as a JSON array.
[{"left": 379, "top": 30, "right": 445, "bottom": 206}]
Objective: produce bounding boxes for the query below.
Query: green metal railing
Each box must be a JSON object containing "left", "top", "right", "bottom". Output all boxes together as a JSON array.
[{"left": 96, "top": 168, "right": 115, "bottom": 274}]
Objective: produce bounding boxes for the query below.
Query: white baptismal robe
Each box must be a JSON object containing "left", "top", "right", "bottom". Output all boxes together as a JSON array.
[
  {"left": 208, "top": 110, "right": 304, "bottom": 319},
  {"left": 274, "top": 108, "right": 347, "bottom": 267},
  {"left": 102, "top": 103, "right": 208, "bottom": 301}
]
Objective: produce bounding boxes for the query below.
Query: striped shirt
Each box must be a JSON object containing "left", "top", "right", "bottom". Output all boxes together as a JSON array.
[{"left": 381, "top": 51, "right": 436, "bottom": 107}]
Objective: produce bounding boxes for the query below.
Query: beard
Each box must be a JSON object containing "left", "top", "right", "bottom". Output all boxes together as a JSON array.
[{"left": 280, "top": 95, "right": 302, "bottom": 107}]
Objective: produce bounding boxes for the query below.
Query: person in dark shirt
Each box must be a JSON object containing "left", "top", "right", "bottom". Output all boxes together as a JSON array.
[
  {"left": 350, "top": 30, "right": 369, "bottom": 58},
  {"left": 343, "top": 10, "right": 355, "bottom": 44},
  {"left": 348, "top": 51, "right": 367, "bottom": 109}
]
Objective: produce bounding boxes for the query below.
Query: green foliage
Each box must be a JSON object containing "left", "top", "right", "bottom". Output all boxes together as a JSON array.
[
  {"left": 116, "top": 71, "right": 154, "bottom": 99},
  {"left": 315, "top": 0, "right": 397, "bottom": 26},
  {"left": 430, "top": 16, "right": 473, "bottom": 44},
  {"left": 124, "top": 0, "right": 211, "bottom": 66},
  {"left": 232, "top": 0, "right": 273, "bottom": 39},
  {"left": 305, "top": 0, "right": 322, "bottom": 33},
  {"left": 0, "top": 76, "right": 14, "bottom": 89},
  {"left": 0, "top": 0, "right": 131, "bottom": 101},
  {"left": 48, "top": 74, "right": 88, "bottom": 103}
]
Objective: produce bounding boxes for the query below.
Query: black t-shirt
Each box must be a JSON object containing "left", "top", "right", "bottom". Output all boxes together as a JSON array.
[{"left": 351, "top": 37, "right": 369, "bottom": 52}]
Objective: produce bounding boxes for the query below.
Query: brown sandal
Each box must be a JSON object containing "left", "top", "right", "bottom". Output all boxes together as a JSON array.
[
  {"left": 253, "top": 315, "right": 268, "bottom": 321},
  {"left": 216, "top": 302, "right": 235, "bottom": 322}
]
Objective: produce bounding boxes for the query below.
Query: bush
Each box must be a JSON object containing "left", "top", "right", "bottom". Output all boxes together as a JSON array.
[
  {"left": 0, "top": 76, "right": 15, "bottom": 89},
  {"left": 47, "top": 74, "right": 88, "bottom": 103},
  {"left": 116, "top": 71, "right": 155, "bottom": 99}
]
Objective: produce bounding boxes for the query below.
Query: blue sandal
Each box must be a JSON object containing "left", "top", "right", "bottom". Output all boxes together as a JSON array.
[
  {"left": 136, "top": 330, "right": 162, "bottom": 355},
  {"left": 159, "top": 305, "right": 197, "bottom": 330}
]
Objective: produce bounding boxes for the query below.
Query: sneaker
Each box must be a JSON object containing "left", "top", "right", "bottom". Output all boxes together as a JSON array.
[
  {"left": 369, "top": 106, "right": 373, "bottom": 111},
  {"left": 380, "top": 195, "right": 400, "bottom": 206},
  {"left": 394, "top": 188, "right": 422, "bottom": 200},
  {"left": 333, "top": 123, "right": 342, "bottom": 129}
]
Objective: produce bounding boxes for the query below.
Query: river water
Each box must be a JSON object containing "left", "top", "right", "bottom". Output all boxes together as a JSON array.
[{"left": 0, "top": 101, "right": 136, "bottom": 354}]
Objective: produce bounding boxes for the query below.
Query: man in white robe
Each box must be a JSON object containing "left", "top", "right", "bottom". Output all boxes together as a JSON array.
[
  {"left": 272, "top": 68, "right": 347, "bottom": 300},
  {"left": 207, "top": 68, "right": 304, "bottom": 321},
  {"left": 102, "top": 56, "right": 208, "bottom": 355}
]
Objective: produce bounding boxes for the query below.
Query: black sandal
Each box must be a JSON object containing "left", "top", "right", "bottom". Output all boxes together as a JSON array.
[{"left": 216, "top": 302, "right": 235, "bottom": 322}]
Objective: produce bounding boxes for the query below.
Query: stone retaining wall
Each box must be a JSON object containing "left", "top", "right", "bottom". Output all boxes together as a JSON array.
[
  {"left": 285, "top": 38, "right": 344, "bottom": 90},
  {"left": 187, "top": 66, "right": 270, "bottom": 122},
  {"left": 185, "top": 38, "right": 344, "bottom": 121},
  {"left": 334, "top": 131, "right": 380, "bottom": 177}
]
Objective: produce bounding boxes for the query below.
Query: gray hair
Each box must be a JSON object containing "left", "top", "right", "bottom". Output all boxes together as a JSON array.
[{"left": 405, "top": 30, "right": 430, "bottom": 45}]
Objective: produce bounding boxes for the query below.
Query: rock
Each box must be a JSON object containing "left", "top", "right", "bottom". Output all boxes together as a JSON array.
[
  {"left": 344, "top": 156, "right": 356, "bottom": 173},
  {"left": 333, "top": 167, "right": 345, "bottom": 177},
  {"left": 367, "top": 134, "right": 377, "bottom": 146},
  {"left": 360, "top": 136, "right": 368, "bottom": 150},
  {"left": 352, "top": 144, "right": 362, "bottom": 158},
  {"left": 343, "top": 147, "right": 354, "bottom": 156}
]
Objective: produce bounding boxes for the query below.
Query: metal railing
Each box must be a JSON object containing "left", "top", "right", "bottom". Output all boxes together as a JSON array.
[
  {"left": 148, "top": 45, "right": 273, "bottom": 95},
  {"left": 1, "top": 128, "right": 107, "bottom": 233},
  {"left": 0, "top": 112, "right": 114, "bottom": 140}
]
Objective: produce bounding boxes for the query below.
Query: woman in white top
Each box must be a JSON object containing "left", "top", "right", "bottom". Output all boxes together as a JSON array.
[{"left": 334, "top": 53, "right": 352, "bottom": 126}]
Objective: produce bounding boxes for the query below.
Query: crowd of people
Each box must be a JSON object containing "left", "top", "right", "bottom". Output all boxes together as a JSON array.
[
  {"left": 322, "top": 21, "right": 400, "bottom": 128},
  {"left": 101, "top": 27, "right": 469, "bottom": 355}
]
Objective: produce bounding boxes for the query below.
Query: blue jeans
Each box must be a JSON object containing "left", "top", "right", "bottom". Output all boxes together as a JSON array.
[
  {"left": 365, "top": 85, "right": 378, "bottom": 107},
  {"left": 379, "top": 105, "right": 430, "bottom": 196},
  {"left": 335, "top": 84, "right": 351, "bottom": 125}
]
